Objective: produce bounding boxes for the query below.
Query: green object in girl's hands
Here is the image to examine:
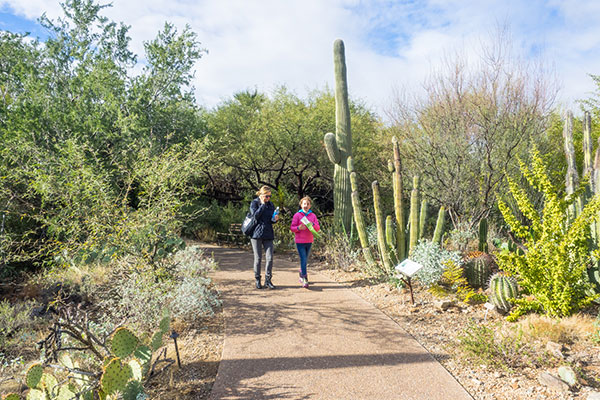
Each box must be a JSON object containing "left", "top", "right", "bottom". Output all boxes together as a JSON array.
[{"left": 301, "top": 216, "right": 321, "bottom": 239}]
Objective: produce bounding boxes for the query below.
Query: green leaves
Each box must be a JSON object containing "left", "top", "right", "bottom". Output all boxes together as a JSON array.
[{"left": 498, "top": 148, "right": 600, "bottom": 318}]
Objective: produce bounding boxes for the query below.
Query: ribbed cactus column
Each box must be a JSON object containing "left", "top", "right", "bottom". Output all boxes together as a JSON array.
[
  {"left": 478, "top": 217, "right": 488, "bottom": 252},
  {"left": 432, "top": 206, "right": 445, "bottom": 245},
  {"left": 391, "top": 137, "right": 406, "bottom": 261},
  {"left": 372, "top": 181, "right": 392, "bottom": 272},
  {"left": 563, "top": 111, "right": 581, "bottom": 220},
  {"left": 347, "top": 156, "right": 375, "bottom": 267},
  {"left": 584, "top": 111, "right": 594, "bottom": 194},
  {"left": 409, "top": 176, "right": 420, "bottom": 255},
  {"left": 419, "top": 198, "right": 427, "bottom": 239},
  {"left": 324, "top": 39, "right": 352, "bottom": 234}
]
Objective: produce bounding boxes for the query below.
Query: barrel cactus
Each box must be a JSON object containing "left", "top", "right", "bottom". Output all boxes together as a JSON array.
[
  {"left": 489, "top": 272, "right": 519, "bottom": 313},
  {"left": 464, "top": 255, "right": 493, "bottom": 289}
]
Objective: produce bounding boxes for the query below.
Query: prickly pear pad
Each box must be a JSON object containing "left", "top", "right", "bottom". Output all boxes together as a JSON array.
[
  {"left": 25, "top": 389, "right": 44, "bottom": 400},
  {"left": 110, "top": 327, "right": 139, "bottom": 359},
  {"left": 150, "top": 331, "right": 163, "bottom": 351},
  {"left": 159, "top": 316, "right": 170, "bottom": 335},
  {"left": 100, "top": 358, "right": 133, "bottom": 395},
  {"left": 25, "top": 364, "right": 43, "bottom": 389}
]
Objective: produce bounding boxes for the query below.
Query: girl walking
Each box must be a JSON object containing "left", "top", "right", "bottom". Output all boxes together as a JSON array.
[{"left": 290, "top": 196, "right": 320, "bottom": 288}]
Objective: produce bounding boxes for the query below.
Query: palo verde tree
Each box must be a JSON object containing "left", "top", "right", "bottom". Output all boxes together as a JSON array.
[{"left": 0, "top": 0, "right": 208, "bottom": 269}]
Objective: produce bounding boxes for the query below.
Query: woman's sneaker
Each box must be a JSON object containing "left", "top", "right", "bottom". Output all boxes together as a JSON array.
[{"left": 302, "top": 277, "right": 309, "bottom": 288}]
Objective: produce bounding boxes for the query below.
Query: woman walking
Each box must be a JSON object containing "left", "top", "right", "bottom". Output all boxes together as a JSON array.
[
  {"left": 290, "top": 196, "right": 320, "bottom": 288},
  {"left": 249, "top": 186, "right": 279, "bottom": 289}
]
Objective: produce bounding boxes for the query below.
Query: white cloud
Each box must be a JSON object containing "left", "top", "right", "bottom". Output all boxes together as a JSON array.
[{"left": 2, "top": 0, "right": 600, "bottom": 115}]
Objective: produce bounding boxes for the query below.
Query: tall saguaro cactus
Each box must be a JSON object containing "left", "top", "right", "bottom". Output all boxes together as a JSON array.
[
  {"left": 392, "top": 136, "right": 406, "bottom": 261},
  {"left": 324, "top": 39, "right": 353, "bottom": 234}
]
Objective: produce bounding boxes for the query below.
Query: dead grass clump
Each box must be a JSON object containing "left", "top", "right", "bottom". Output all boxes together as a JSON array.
[{"left": 517, "top": 314, "right": 597, "bottom": 344}]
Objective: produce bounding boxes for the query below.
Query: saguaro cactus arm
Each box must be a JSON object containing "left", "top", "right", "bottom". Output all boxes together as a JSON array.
[{"left": 324, "top": 132, "right": 341, "bottom": 164}]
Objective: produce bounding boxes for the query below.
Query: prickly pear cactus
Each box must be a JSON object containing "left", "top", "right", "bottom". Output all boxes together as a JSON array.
[
  {"left": 150, "top": 331, "right": 163, "bottom": 352},
  {"left": 464, "top": 256, "right": 492, "bottom": 289},
  {"left": 159, "top": 316, "right": 170, "bottom": 335},
  {"left": 134, "top": 345, "right": 152, "bottom": 374},
  {"left": 121, "top": 380, "right": 145, "bottom": 400},
  {"left": 25, "top": 364, "right": 44, "bottom": 389},
  {"left": 100, "top": 358, "right": 133, "bottom": 395},
  {"left": 489, "top": 272, "right": 519, "bottom": 313},
  {"left": 25, "top": 389, "right": 44, "bottom": 400},
  {"left": 324, "top": 39, "right": 353, "bottom": 234},
  {"left": 110, "top": 327, "right": 139, "bottom": 359}
]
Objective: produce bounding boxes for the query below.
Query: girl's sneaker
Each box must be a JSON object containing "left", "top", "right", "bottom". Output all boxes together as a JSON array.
[{"left": 302, "top": 277, "right": 309, "bottom": 288}]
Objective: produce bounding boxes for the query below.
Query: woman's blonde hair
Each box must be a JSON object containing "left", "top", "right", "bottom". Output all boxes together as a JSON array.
[
  {"left": 299, "top": 196, "right": 312, "bottom": 207},
  {"left": 256, "top": 185, "right": 272, "bottom": 197}
]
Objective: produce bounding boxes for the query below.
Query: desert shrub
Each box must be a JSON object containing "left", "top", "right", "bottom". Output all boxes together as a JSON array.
[
  {"left": 429, "top": 260, "right": 487, "bottom": 304},
  {"left": 498, "top": 147, "right": 600, "bottom": 318},
  {"left": 458, "top": 321, "right": 531, "bottom": 371},
  {"left": 321, "top": 232, "right": 362, "bottom": 272},
  {"left": 411, "top": 240, "right": 462, "bottom": 287},
  {"left": 444, "top": 224, "right": 476, "bottom": 252},
  {"left": 0, "top": 300, "right": 45, "bottom": 362},
  {"left": 97, "top": 245, "right": 220, "bottom": 330}
]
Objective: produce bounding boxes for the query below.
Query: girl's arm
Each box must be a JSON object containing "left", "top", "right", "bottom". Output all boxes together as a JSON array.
[
  {"left": 290, "top": 213, "right": 301, "bottom": 232},
  {"left": 312, "top": 215, "right": 320, "bottom": 231}
]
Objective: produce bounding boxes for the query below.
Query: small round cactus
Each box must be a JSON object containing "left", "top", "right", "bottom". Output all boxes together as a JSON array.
[{"left": 489, "top": 272, "right": 519, "bottom": 313}]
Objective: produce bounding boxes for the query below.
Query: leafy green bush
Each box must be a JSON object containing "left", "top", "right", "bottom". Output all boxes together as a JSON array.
[
  {"left": 411, "top": 240, "right": 462, "bottom": 287},
  {"left": 497, "top": 148, "right": 600, "bottom": 318}
]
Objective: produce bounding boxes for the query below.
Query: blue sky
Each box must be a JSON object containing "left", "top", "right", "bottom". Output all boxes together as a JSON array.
[{"left": 1, "top": 0, "right": 600, "bottom": 116}]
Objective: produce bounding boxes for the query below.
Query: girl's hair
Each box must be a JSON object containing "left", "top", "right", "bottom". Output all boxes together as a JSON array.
[
  {"left": 299, "top": 196, "right": 312, "bottom": 207},
  {"left": 256, "top": 185, "right": 272, "bottom": 196}
]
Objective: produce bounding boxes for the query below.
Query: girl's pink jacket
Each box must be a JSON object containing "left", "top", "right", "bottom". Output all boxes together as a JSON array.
[{"left": 290, "top": 210, "right": 320, "bottom": 243}]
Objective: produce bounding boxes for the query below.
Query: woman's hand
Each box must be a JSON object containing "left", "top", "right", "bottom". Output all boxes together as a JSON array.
[{"left": 298, "top": 224, "right": 306, "bottom": 230}]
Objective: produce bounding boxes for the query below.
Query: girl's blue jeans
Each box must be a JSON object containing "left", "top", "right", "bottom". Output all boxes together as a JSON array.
[{"left": 296, "top": 242, "right": 312, "bottom": 277}]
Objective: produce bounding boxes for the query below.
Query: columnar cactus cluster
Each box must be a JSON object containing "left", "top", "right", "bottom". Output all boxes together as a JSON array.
[{"left": 563, "top": 111, "right": 600, "bottom": 293}]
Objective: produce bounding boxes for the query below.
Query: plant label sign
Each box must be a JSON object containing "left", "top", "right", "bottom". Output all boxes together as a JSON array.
[{"left": 395, "top": 259, "right": 423, "bottom": 278}]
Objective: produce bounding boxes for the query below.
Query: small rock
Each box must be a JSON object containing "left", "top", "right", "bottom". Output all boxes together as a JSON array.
[
  {"left": 471, "top": 378, "right": 482, "bottom": 386},
  {"left": 511, "top": 382, "right": 519, "bottom": 390},
  {"left": 557, "top": 365, "right": 578, "bottom": 387},
  {"left": 538, "top": 371, "right": 570, "bottom": 392},
  {"left": 545, "top": 341, "right": 564, "bottom": 359},
  {"left": 484, "top": 302, "right": 495, "bottom": 311},
  {"left": 587, "top": 392, "right": 600, "bottom": 400},
  {"left": 435, "top": 299, "right": 455, "bottom": 311}
]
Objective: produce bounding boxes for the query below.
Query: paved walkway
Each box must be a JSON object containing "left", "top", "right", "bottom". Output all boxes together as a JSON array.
[{"left": 204, "top": 244, "right": 473, "bottom": 400}]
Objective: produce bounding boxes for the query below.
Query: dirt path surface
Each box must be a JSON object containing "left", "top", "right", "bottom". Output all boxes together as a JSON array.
[{"left": 202, "top": 244, "right": 473, "bottom": 400}]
